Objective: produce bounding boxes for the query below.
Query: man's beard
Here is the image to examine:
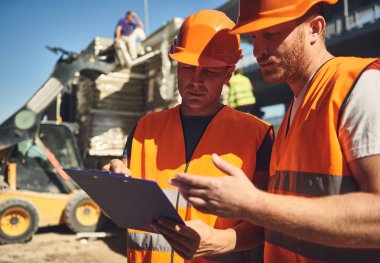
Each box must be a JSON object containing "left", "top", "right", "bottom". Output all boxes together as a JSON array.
[{"left": 260, "top": 29, "right": 307, "bottom": 83}]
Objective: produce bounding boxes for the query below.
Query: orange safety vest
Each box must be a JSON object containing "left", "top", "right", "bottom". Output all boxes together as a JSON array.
[
  {"left": 267, "top": 57, "right": 380, "bottom": 263},
  {"left": 129, "top": 105, "right": 271, "bottom": 263}
]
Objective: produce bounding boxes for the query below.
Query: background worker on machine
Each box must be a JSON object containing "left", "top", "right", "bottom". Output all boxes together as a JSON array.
[
  {"left": 104, "top": 9, "right": 273, "bottom": 263},
  {"left": 115, "top": 10, "right": 146, "bottom": 60}
]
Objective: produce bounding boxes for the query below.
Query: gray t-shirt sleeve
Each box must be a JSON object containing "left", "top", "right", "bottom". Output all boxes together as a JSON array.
[{"left": 339, "top": 69, "right": 380, "bottom": 162}]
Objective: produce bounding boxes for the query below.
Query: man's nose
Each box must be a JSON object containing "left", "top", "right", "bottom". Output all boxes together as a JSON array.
[
  {"left": 252, "top": 36, "right": 266, "bottom": 59},
  {"left": 191, "top": 67, "right": 204, "bottom": 86}
]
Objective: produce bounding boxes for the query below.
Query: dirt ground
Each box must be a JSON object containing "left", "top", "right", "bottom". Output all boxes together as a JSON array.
[{"left": 0, "top": 224, "right": 127, "bottom": 263}]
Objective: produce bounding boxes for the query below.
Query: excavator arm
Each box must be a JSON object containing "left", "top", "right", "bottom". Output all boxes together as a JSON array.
[{"left": 0, "top": 46, "right": 116, "bottom": 150}]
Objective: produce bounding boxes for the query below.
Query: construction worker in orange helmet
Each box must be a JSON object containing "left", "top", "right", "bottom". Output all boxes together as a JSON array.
[
  {"left": 103, "top": 9, "right": 274, "bottom": 263},
  {"left": 165, "top": 1, "right": 380, "bottom": 263},
  {"left": 169, "top": 10, "right": 242, "bottom": 67}
]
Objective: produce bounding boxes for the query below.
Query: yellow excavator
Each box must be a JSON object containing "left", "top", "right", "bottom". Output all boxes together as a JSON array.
[
  {"left": 0, "top": 121, "right": 107, "bottom": 245},
  {"left": 0, "top": 47, "right": 116, "bottom": 244}
]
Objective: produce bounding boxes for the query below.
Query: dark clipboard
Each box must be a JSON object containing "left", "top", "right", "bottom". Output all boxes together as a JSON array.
[{"left": 64, "top": 168, "right": 184, "bottom": 232}]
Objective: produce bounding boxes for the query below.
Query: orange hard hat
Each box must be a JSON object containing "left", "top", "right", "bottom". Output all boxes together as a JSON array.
[
  {"left": 169, "top": 9, "right": 242, "bottom": 67},
  {"left": 230, "top": 0, "right": 338, "bottom": 34}
]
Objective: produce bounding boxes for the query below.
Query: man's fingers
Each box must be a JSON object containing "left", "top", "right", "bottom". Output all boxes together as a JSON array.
[
  {"left": 171, "top": 155, "right": 245, "bottom": 190},
  {"left": 152, "top": 223, "right": 191, "bottom": 258},
  {"left": 170, "top": 179, "right": 211, "bottom": 200},
  {"left": 152, "top": 220, "right": 200, "bottom": 259},
  {"left": 124, "top": 167, "right": 132, "bottom": 176},
  {"left": 169, "top": 179, "right": 194, "bottom": 190},
  {"left": 112, "top": 165, "right": 122, "bottom": 173},
  {"left": 153, "top": 218, "right": 194, "bottom": 241},
  {"left": 212, "top": 153, "right": 244, "bottom": 178},
  {"left": 102, "top": 163, "right": 110, "bottom": 172},
  {"left": 187, "top": 197, "right": 209, "bottom": 209},
  {"left": 104, "top": 159, "right": 131, "bottom": 175},
  {"left": 171, "top": 181, "right": 209, "bottom": 198},
  {"left": 154, "top": 218, "right": 184, "bottom": 232},
  {"left": 172, "top": 173, "right": 212, "bottom": 189}
]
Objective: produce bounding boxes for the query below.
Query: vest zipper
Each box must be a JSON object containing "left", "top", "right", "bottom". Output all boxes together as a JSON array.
[{"left": 171, "top": 106, "right": 224, "bottom": 263}]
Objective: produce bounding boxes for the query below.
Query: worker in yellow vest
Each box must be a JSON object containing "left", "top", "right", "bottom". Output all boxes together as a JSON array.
[
  {"left": 103, "top": 9, "right": 273, "bottom": 263},
  {"left": 228, "top": 68, "right": 256, "bottom": 114},
  {"left": 157, "top": 0, "right": 380, "bottom": 263}
]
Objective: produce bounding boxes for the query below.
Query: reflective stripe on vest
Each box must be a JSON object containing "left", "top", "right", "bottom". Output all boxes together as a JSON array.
[
  {"left": 128, "top": 232, "right": 172, "bottom": 252},
  {"left": 128, "top": 231, "right": 262, "bottom": 262},
  {"left": 269, "top": 170, "right": 359, "bottom": 196},
  {"left": 163, "top": 188, "right": 188, "bottom": 208},
  {"left": 266, "top": 231, "right": 380, "bottom": 263},
  {"left": 128, "top": 231, "right": 263, "bottom": 262}
]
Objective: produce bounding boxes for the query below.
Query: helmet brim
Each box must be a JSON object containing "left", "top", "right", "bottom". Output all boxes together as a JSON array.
[
  {"left": 230, "top": 0, "right": 338, "bottom": 34},
  {"left": 230, "top": 16, "right": 300, "bottom": 34},
  {"left": 169, "top": 51, "right": 237, "bottom": 68}
]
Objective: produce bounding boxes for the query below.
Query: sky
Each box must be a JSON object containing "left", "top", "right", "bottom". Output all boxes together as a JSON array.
[{"left": 0, "top": 0, "right": 231, "bottom": 124}]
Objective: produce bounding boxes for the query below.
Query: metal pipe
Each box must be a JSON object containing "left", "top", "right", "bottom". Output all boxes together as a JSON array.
[
  {"left": 8, "top": 162, "right": 17, "bottom": 191},
  {"left": 144, "top": 0, "right": 149, "bottom": 35},
  {"left": 344, "top": 0, "right": 349, "bottom": 31},
  {"left": 344, "top": 0, "right": 349, "bottom": 17}
]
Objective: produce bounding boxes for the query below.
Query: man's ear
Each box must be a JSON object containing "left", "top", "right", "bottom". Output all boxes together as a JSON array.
[
  {"left": 224, "top": 66, "right": 236, "bottom": 85},
  {"left": 308, "top": 15, "right": 326, "bottom": 45}
]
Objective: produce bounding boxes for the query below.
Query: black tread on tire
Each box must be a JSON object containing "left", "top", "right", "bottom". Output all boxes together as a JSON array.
[
  {"left": 0, "top": 198, "right": 39, "bottom": 245},
  {"left": 64, "top": 191, "right": 107, "bottom": 233}
]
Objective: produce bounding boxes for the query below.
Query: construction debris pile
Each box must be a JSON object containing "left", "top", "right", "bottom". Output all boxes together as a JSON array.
[{"left": 64, "top": 18, "right": 183, "bottom": 163}]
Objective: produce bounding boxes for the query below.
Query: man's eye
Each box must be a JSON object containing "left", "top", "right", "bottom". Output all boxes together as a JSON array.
[
  {"left": 204, "top": 68, "right": 224, "bottom": 74},
  {"left": 263, "top": 32, "right": 280, "bottom": 39},
  {"left": 204, "top": 69, "right": 218, "bottom": 74},
  {"left": 182, "top": 65, "right": 195, "bottom": 71}
]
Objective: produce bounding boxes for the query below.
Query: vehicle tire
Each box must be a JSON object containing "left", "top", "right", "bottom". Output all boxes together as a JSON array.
[
  {"left": 0, "top": 198, "right": 39, "bottom": 245},
  {"left": 64, "top": 191, "right": 106, "bottom": 233}
]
